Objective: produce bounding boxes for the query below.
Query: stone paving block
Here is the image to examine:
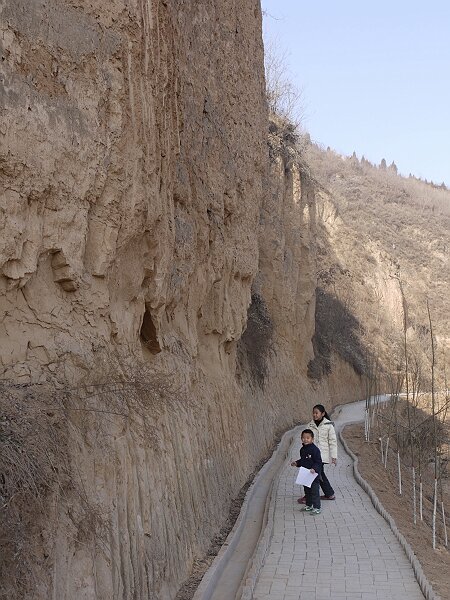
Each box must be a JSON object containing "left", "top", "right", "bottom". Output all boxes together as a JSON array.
[
  {"left": 254, "top": 584, "right": 271, "bottom": 594},
  {"left": 270, "top": 580, "right": 287, "bottom": 591},
  {"left": 273, "top": 575, "right": 290, "bottom": 582},
  {"left": 278, "top": 557, "right": 295, "bottom": 565}
]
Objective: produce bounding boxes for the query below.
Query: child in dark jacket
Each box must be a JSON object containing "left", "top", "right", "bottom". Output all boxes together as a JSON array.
[{"left": 291, "top": 429, "right": 322, "bottom": 514}]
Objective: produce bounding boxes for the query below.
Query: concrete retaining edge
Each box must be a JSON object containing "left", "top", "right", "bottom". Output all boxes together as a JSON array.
[
  {"left": 239, "top": 462, "right": 280, "bottom": 600},
  {"left": 193, "top": 424, "right": 302, "bottom": 600},
  {"left": 339, "top": 426, "right": 440, "bottom": 600},
  {"left": 239, "top": 428, "right": 299, "bottom": 600}
]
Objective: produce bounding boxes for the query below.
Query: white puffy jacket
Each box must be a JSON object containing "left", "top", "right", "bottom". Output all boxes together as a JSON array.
[{"left": 307, "top": 417, "right": 337, "bottom": 464}]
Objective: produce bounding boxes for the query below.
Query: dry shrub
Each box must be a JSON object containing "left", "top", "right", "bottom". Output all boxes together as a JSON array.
[
  {"left": 65, "top": 368, "right": 181, "bottom": 459},
  {"left": 0, "top": 383, "right": 70, "bottom": 597},
  {"left": 0, "top": 363, "right": 180, "bottom": 598},
  {"left": 264, "top": 35, "right": 304, "bottom": 130}
]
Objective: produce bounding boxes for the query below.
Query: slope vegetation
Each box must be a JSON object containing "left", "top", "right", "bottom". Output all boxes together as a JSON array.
[{"left": 305, "top": 142, "right": 449, "bottom": 385}]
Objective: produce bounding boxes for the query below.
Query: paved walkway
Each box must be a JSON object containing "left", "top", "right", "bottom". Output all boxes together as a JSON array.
[{"left": 251, "top": 400, "right": 424, "bottom": 600}]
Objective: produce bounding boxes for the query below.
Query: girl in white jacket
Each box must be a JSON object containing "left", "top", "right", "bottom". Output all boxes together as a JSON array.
[{"left": 298, "top": 404, "right": 337, "bottom": 502}]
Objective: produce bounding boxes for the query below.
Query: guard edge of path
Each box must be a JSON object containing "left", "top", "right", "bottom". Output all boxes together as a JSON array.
[{"left": 192, "top": 424, "right": 303, "bottom": 600}]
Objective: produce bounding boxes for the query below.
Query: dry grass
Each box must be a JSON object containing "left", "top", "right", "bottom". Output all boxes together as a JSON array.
[
  {"left": 301, "top": 142, "right": 449, "bottom": 379},
  {"left": 0, "top": 383, "right": 70, "bottom": 598}
]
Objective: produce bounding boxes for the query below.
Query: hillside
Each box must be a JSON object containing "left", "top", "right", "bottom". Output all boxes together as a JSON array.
[{"left": 303, "top": 141, "right": 449, "bottom": 387}]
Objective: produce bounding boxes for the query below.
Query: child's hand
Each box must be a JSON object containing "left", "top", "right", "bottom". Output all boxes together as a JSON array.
[
  {"left": 332, "top": 458, "right": 337, "bottom": 465},
  {"left": 310, "top": 468, "right": 316, "bottom": 474},
  {"left": 290, "top": 461, "right": 297, "bottom": 467}
]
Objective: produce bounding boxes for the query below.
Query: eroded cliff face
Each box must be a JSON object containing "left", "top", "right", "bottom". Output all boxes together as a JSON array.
[
  {"left": 236, "top": 122, "right": 365, "bottom": 436},
  {"left": 0, "top": 0, "right": 267, "bottom": 383},
  {"left": 0, "top": 3, "right": 364, "bottom": 599}
]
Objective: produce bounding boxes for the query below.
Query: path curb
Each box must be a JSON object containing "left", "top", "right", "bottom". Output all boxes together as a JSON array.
[
  {"left": 193, "top": 425, "right": 302, "bottom": 600},
  {"left": 240, "top": 466, "right": 278, "bottom": 600},
  {"left": 339, "top": 426, "right": 440, "bottom": 600},
  {"left": 239, "top": 436, "right": 295, "bottom": 600}
]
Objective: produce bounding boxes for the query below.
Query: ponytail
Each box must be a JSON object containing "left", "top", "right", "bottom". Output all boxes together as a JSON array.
[{"left": 313, "top": 404, "right": 330, "bottom": 420}]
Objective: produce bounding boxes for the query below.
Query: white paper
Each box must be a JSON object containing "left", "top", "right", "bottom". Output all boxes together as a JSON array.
[{"left": 295, "top": 466, "right": 318, "bottom": 487}]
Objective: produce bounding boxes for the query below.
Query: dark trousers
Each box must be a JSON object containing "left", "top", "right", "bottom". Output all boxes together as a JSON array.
[
  {"left": 320, "top": 463, "right": 335, "bottom": 497},
  {"left": 304, "top": 476, "right": 320, "bottom": 509}
]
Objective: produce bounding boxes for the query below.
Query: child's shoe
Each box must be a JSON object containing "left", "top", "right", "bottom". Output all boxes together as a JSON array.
[
  {"left": 303, "top": 505, "right": 313, "bottom": 512},
  {"left": 309, "top": 508, "right": 321, "bottom": 515}
]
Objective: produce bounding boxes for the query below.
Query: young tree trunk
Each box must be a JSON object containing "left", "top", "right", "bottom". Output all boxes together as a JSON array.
[
  {"left": 433, "top": 478, "right": 438, "bottom": 550},
  {"left": 427, "top": 299, "right": 438, "bottom": 550},
  {"left": 419, "top": 478, "right": 423, "bottom": 522},
  {"left": 397, "top": 450, "right": 402, "bottom": 495},
  {"left": 442, "top": 502, "right": 448, "bottom": 548},
  {"left": 384, "top": 437, "right": 390, "bottom": 469}
]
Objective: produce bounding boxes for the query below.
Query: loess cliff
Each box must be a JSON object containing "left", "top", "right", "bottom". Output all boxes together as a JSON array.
[{"left": 0, "top": 2, "right": 365, "bottom": 599}]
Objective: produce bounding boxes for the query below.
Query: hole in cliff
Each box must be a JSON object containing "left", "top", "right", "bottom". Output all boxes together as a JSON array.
[
  {"left": 237, "top": 293, "right": 273, "bottom": 388},
  {"left": 140, "top": 308, "right": 161, "bottom": 355}
]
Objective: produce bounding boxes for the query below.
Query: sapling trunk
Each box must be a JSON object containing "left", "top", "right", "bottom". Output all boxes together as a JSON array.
[
  {"left": 402, "top": 308, "right": 418, "bottom": 523},
  {"left": 442, "top": 502, "right": 448, "bottom": 548},
  {"left": 419, "top": 478, "right": 423, "bottom": 521},
  {"left": 384, "top": 384, "right": 401, "bottom": 470},
  {"left": 439, "top": 455, "right": 448, "bottom": 547},
  {"left": 433, "top": 478, "right": 437, "bottom": 550},
  {"left": 364, "top": 405, "right": 369, "bottom": 442},
  {"left": 397, "top": 450, "right": 402, "bottom": 495},
  {"left": 427, "top": 299, "right": 438, "bottom": 550}
]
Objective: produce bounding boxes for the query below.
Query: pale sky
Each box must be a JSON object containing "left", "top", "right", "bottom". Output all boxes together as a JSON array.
[{"left": 261, "top": 0, "right": 450, "bottom": 185}]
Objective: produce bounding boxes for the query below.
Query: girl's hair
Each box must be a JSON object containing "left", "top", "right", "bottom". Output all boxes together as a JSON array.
[{"left": 313, "top": 404, "right": 330, "bottom": 420}]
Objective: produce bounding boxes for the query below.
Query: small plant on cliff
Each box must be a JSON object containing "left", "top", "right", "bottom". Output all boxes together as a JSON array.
[
  {"left": 264, "top": 32, "right": 311, "bottom": 175},
  {"left": 263, "top": 34, "right": 304, "bottom": 130},
  {"left": 0, "top": 363, "right": 179, "bottom": 599}
]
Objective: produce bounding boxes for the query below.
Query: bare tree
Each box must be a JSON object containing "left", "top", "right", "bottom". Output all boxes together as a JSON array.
[{"left": 263, "top": 34, "right": 304, "bottom": 128}]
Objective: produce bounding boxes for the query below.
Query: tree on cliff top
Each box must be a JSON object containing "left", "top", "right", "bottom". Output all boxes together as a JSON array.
[{"left": 263, "top": 35, "right": 304, "bottom": 129}]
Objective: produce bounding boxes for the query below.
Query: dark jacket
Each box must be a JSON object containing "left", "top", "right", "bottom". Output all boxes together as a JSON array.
[{"left": 295, "top": 442, "right": 322, "bottom": 474}]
